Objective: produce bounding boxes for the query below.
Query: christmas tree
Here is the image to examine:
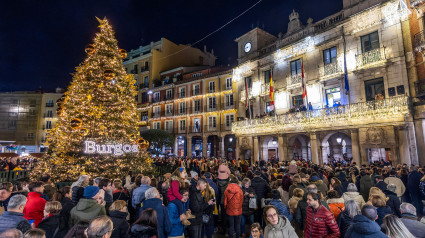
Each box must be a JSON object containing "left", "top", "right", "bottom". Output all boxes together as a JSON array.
[{"left": 31, "top": 17, "right": 150, "bottom": 181}]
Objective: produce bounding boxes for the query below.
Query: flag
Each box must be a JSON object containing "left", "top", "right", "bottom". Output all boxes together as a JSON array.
[
  {"left": 269, "top": 71, "right": 274, "bottom": 105},
  {"left": 344, "top": 72, "right": 349, "bottom": 95},
  {"left": 302, "top": 61, "right": 307, "bottom": 98},
  {"left": 245, "top": 77, "right": 249, "bottom": 109}
]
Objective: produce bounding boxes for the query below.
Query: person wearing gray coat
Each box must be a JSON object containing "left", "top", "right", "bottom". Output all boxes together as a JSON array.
[{"left": 400, "top": 203, "right": 425, "bottom": 238}]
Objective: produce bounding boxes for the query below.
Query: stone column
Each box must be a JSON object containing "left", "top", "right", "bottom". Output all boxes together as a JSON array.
[
  {"left": 398, "top": 126, "right": 411, "bottom": 165},
  {"left": 220, "top": 136, "right": 225, "bottom": 158},
  {"left": 310, "top": 133, "right": 319, "bottom": 165},
  {"left": 187, "top": 136, "right": 192, "bottom": 157},
  {"left": 351, "top": 129, "right": 361, "bottom": 165},
  {"left": 174, "top": 136, "right": 179, "bottom": 156},
  {"left": 414, "top": 119, "right": 425, "bottom": 166},
  {"left": 253, "top": 136, "right": 259, "bottom": 163},
  {"left": 259, "top": 137, "right": 264, "bottom": 161},
  {"left": 278, "top": 135, "right": 284, "bottom": 161},
  {"left": 202, "top": 136, "right": 208, "bottom": 157},
  {"left": 235, "top": 136, "right": 240, "bottom": 160}
]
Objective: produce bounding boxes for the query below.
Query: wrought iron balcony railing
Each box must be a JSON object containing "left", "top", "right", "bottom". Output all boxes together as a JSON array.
[
  {"left": 414, "top": 31, "right": 425, "bottom": 54},
  {"left": 287, "top": 74, "right": 302, "bottom": 89},
  {"left": 355, "top": 48, "right": 386, "bottom": 70},
  {"left": 323, "top": 62, "right": 342, "bottom": 77},
  {"left": 232, "top": 96, "right": 410, "bottom": 135}
]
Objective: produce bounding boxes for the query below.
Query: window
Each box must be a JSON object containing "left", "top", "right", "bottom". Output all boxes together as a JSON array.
[
  {"left": 225, "top": 115, "right": 234, "bottom": 127},
  {"left": 245, "top": 77, "right": 252, "bottom": 88},
  {"left": 141, "top": 112, "right": 148, "bottom": 121},
  {"left": 29, "top": 100, "right": 36, "bottom": 107},
  {"left": 46, "top": 99, "right": 54, "bottom": 107},
  {"left": 194, "top": 100, "right": 201, "bottom": 112},
  {"left": 209, "top": 81, "right": 215, "bottom": 93},
  {"left": 208, "top": 116, "right": 217, "bottom": 128},
  {"left": 133, "top": 65, "right": 138, "bottom": 74},
  {"left": 193, "top": 118, "right": 201, "bottom": 132},
  {"left": 361, "top": 31, "right": 380, "bottom": 53},
  {"left": 144, "top": 76, "right": 149, "bottom": 88},
  {"left": 166, "top": 104, "right": 173, "bottom": 115},
  {"left": 179, "top": 87, "right": 186, "bottom": 98},
  {"left": 365, "top": 78, "right": 385, "bottom": 101},
  {"left": 264, "top": 70, "right": 271, "bottom": 84},
  {"left": 27, "top": 133, "right": 34, "bottom": 140},
  {"left": 46, "top": 121, "right": 52, "bottom": 129},
  {"left": 226, "top": 78, "right": 232, "bottom": 90},
  {"left": 144, "top": 61, "right": 149, "bottom": 70},
  {"left": 290, "top": 59, "right": 302, "bottom": 76},
  {"left": 179, "top": 120, "right": 186, "bottom": 131},
  {"left": 266, "top": 101, "right": 272, "bottom": 113},
  {"left": 208, "top": 97, "right": 216, "bottom": 110},
  {"left": 165, "top": 121, "right": 173, "bottom": 131},
  {"left": 153, "top": 92, "right": 160, "bottom": 102},
  {"left": 153, "top": 106, "right": 160, "bottom": 117},
  {"left": 47, "top": 110, "right": 53, "bottom": 118},
  {"left": 325, "top": 87, "right": 341, "bottom": 107},
  {"left": 153, "top": 122, "right": 160, "bottom": 130},
  {"left": 166, "top": 89, "right": 172, "bottom": 100},
  {"left": 193, "top": 84, "right": 200, "bottom": 95},
  {"left": 225, "top": 94, "right": 234, "bottom": 107},
  {"left": 179, "top": 102, "right": 186, "bottom": 114},
  {"left": 29, "top": 109, "right": 36, "bottom": 116},
  {"left": 323, "top": 47, "right": 337, "bottom": 65},
  {"left": 292, "top": 95, "right": 304, "bottom": 108},
  {"left": 8, "top": 120, "right": 16, "bottom": 129},
  {"left": 141, "top": 92, "right": 148, "bottom": 103}
]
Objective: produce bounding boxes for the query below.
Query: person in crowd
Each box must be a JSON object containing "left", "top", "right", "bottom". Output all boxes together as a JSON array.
[
  {"left": 268, "top": 190, "right": 292, "bottom": 221},
  {"left": 189, "top": 171, "right": 199, "bottom": 188},
  {"left": 327, "top": 190, "right": 345, "bottom": 219},
  {"left": 263, "top": 205, "right": 297, "bottom": 238},
  {"left": 384, "top": 170, "right": 405, "bottom": 198},
  {"left": 342, "top": 183, "right": 365, "bottom": 208},
  {"left": 139, "top": 187, "right": 171, "bottom": 238},
  {"left": 0, "top": 195, "right": 31, "bottom": 234},
  {"left": 381, "top": 214, "right": 415, "bottom": 238},
  {"left": 337, "top": 199, "right": 360, "bottom": 238},
  {"left": 98, "top": 178, "right": 113, "bottom": 210},
  {"left": 63, "top": 221, "right": 89, "bottom": 238},
  {"left": 408, "top": 165, "right": 423, "bottom": 216},
  {"left": 23, "top": 182, "right": 47, "bottom": 227},
  {"left": 251, "top": 170, "right": 270, "bottom": 224},
  {"left": 37, "top": 201, "right": 68, "bottom": 238},
  {"left": 241, "top": 178, "right": 256, "bottom": 237},
  {"left": 130, "top": 208, "right": 158, "bottom": 238},
  {"left": 359, "top": 170, "right": 373, "bottom": 201},
  {"left": 249, "top": 223, "right": 263, "bottom": 238},
  {"left": 86, "top": 216, "right": 113, "bottom": 238},
  {"left": 345, "top": 204, "right": 387, "bottom": 238},
  {"left": 368, "top": 187, "right": 392, "bottom": 226},
  {"left": 288, "top": 188, "right": 303, "bottom": 215},
  {"left": 374, "top": 175, "right": 388, "bottom": 192},
  {"left": 167, "top": 167, "right": 188, "bottom": 219},
  {"left": 69, "top": 185, "right": 106, "bottom": 226},
  {"left": 51, "top": 186, "right": 74, "bottom": 226},
  {"left": 288, "top": 160, "right": 298, "bottom": 175},
  {"left": 112, "top": 179, "right": 129, "bottom": 203},
  {"left": 216, "top": 163, "right": 230, "bottom": 233},
  {"left": 188, "top": 179, "right": 215, "bottom": 238},
  {"left": 384, "top": 184, "right": 401, "bottom": 217},
  {"left": 224, "top": 176, "right": 243, "bottom": 238},
  {"left": 0, "top": 182, "right": 17, "bottom": 212},
  {"left": 23, "top": 228, "right": 46, "bottom": 238},
  {"left": 288, "top": 175, "right": 305, "bottom": 198},
  {"left": 0, "top": 228, "right": 23, "bottom": 238},
  {"left": 167, "top": 188, "right": 190, "bottom": 238},
  {"left": 399, "top": 202, "right": 425, "bottom": 238},
  {"left": 108, "top": 200, "right": 129, "bottom": 238},
  {"left": 202, "top": 181, "right": 215, "bottom": 238},
  {"left": 329, "top": 177, "right": 344, "bottom": 197},
  {"left": 278, "top": 175, "right": 291, "bottom": 206},
  {"left": 40, "top": 174, "right": 56, "bottom": 201},
  {"left": 310, "top": 174, "right": 328, "bottom": 199},
  {"left": 71, "top": 175, "right": 89, "bottom": 204},
  {"left": 295, "top": 184, "right": 329, "bottom": 231},
  {"left": 303, "top": 192, "right": 340, "bottom": 238},
  {"left": 132, "top": 176, "right": 151, "bottom": 210},
  {"left": 204, "top": 172, "right": 218, "bottom": 203},
  {"left": 93, "top": 177, "right": 103, "bottom": 187}
]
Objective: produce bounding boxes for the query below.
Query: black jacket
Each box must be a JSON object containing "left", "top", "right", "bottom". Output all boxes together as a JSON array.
[
  {"left": 241, "top": 187, "right": 256, "bottom": 216},
  {"left": 59, "top": 197, "right": 74, "bottom": 226},
  {"left": 336, "top": 210, "right": 355, "bottom": 238},
  {"left": 375, "top": 181, "right": 388, "bottom": 192},
  {"left": 71, "top": 186, "right": 84, "bottom": 204},
  {"left": 384, "top": 190, "right": 401, "bottom": 217},
  {"left": 216, "top": 178, "right": 229, "bottom": 205},
  {"left": 250, "top": 176, "right": 270, "bottom": 200},
  {"left": 189, "top": 186, "right": 212, "bottom": 225},
  {"left": 109, "top": 210, "right": 129, "bottom": 238},
  {"left": 38, "top": 214, "right": 69, "bottom": 238},
  {"left": 130, "top": 224, "right": 157, "bottom": 238}
]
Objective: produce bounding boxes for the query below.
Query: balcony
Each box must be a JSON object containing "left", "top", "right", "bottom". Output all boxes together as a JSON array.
[
  {"left": 178, "top": 92, "right": 186, "bottom": 98},
  {"left": 414, "top": 31, "right": 425, "bottom": 54},
  {"left": 355, "top": 48, "right": 386, "bottom": 70},
  {"left": 45, "top": 103, "right": 54, "bottom": 107},
  {"left": 178, "top": 108, "right": 187, "bottom": 115},
  {"left": 321, "top": 62, "right": 342, "bottom": 79},
  {"left": 165, "top": 94, "right": 173, "bottom": 100},
  {"left": 152, "top": 97, "right": 161, "bottom": 103},
  {"left": 165, "top": 110, "right": 173, "bottom": 117},
  {"left": 43, "top": 113, "right": 53, "bottom": 118},
  {"left": 232, "top": 96, "right": 410, "bottom": 135},
  {"left": 151, "top": 112, "right": 161, "bottom": 118},
  {"left": 287, "top": 74, "right": 302, "bottom": 89},
  {"left": 192, "top": 89, "right": 201, "bottom": 96}
]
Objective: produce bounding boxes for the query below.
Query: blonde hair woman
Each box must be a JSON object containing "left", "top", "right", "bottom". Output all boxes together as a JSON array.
[{"left": 108, "top": 200, "right": 130, "bottom": 238}]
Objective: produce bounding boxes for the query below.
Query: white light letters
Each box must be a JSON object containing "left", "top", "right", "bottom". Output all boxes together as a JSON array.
[{"left": 84, "top": 141, "right": 139, "bottom": 156}]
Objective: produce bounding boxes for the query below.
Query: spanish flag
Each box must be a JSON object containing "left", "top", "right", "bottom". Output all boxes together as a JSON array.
[{"left": 269, "top": 71, "right": 274, "bottom": 105}]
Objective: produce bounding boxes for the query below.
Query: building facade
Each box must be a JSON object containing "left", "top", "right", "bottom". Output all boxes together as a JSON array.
[{"left": 232, "top": 0, "right": 420, "bottom": 165}]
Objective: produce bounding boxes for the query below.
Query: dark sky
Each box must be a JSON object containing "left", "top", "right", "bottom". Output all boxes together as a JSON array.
[{"left": 0, "top": 0, "right": 341, "bottom": 92}]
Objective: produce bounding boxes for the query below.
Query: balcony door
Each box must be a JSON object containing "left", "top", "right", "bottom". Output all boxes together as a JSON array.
[{"left": 365, "top": 78, "right": 385, "bottom": 101}]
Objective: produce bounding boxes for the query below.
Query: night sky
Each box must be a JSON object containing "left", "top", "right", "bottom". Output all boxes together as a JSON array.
[{"left": 0, "top": 0, "right": 340, "bottom": 92}]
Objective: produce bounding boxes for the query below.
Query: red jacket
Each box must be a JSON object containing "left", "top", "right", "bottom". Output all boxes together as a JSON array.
[
  {"left": 167, "top": 180, "right": 182, "bottom": 202},
  {"left": 304, "top": 205, "right": 340, "bottom": 238},
  {"left": 224, "top": 183, "right": 243, "bottom": 216},
  {"left": 23, "top": 192, "right": 47, "bottom": 227}
]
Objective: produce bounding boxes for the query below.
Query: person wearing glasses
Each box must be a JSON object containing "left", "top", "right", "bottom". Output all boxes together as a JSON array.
[
  {"left": 263, "top": 205, "right": 297, "bottom": 238},
  {"left": 249, "top": 223, "right": 263, "bottom": 238}
]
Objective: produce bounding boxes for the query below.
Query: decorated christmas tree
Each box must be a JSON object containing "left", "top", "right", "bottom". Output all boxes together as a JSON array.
[{"left": 31, "top": 17, "right": 150, "bottom": 181}]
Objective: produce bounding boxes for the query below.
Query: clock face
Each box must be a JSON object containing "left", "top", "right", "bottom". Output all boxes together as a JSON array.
[{"left": 244, "top": 42, "right": 252, "bottom": 53}]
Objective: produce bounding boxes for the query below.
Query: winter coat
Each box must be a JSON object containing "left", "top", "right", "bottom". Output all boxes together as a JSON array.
[
  {"left": 288, "top": 196, "right": 302, "bottom": 214},
  {"left": 336, "top": 171, "right": 349, "bottom": 193},
  {"left": 167, "top": 179, "right": 182, "bottom": 202},
  {"left": 288, "top": 182, "right": 307, "bottom": 198},
  {"left": 167, "top": 202, "right": 185, "bottom": 237},
  {"left": 69, "top": 198, "right": 106, "bottom": 227},
  {"left": 250, "top": 176, "right": 271, "bottom": 200},
  {"left": 217, "top": 164, "right": 230, "bottom": 180},
  {"left": 189, "top": 186, "right": 212, "bottom": 226},
  {"left": 311, "top": 180, "right": 328, "bottom": 198},
  {"left": 139, "top": 198, "right": 171, "bottom": 238},
  {"left": 269, "top": 199, "right": 292, "bottom": 221},
  {"left": 277, "top": 187, "right": 289, "bottom": 206},
  {"left": 383, "top": 190, "right": 401, "bottom": 217},
  {"left": 408, "top": 171, "right": 422, "bottom": 196},
  {"left": 224, "top": 183, "right": 243, "bottom": 216},
  {"left": 264, "top": 216, "right": 297, "bottom": 238},
  {"left": 333, "top": 185, "right": 344, "bottom": 198},
  {"left": 129, "top": 224, "right": 157, "bottom": 238},
  {"left": 38, "top": 214, "right": 69, "bottom": 238},
  {"left": 132, "top": 184, "right": 152, "bottom": 209},
  {"left": 295, "top": 196, "right": 329, "bottom": 231},
  {"left": 23, "top": 192, "right": 47, "bottom": 227},
  {"left": 206, "top": 178, "right": 218, "bottom": 200},
  {"left": 113, "top": 189, "right": 130, "bottom": 203},
  {"left": 109, "top": 210, "right": 129, "bottom": 238},
  {"left": 43, "top": 183, "right": 57, "bottom": 200},
  {"left": 400, "top": 213, "right": 425, "bottom": 238},
  {"left": 288, "top": 164, "right": 297, "bottom": 174},
  {"left": 342, "top": 191, "right": 365, "bottom": 209},
  {"left": 375, "top": 181, "right": 388, "bottom": 192},
  {"left": 0, "top": 211, "right": 31, "bottom": 234},
  {"left": 376, "top": 205, "right": 392, "bottom": 226},
  {"left": 336, "top": 210, "right": 355, "bottom": 238},
  {"left": 216, "top": 178, "right": 229, "bottom": 205},
  {"left": 383, "top": 176, "right": 405, "bottom": 197},
  {"left": 327, "top": 198, "right": 345, "bottom": 219},
  {"left": 241, "top": 186, "right": 256, "bottom": 216},
  {"left": 420, "top": 180, "right": 425, "bottom": 199},
  {"left": 344, "top": 214, "right": 388, "bottom": 238},
  {"left": 304, "top": 205, "right": 340, "bottom": 238},
  {"left": 59, "top": 197, "right": 74, "bottom": 226},
  {"left": 71, "top": 186, "right": 84, "bottom": 204},
  {"left": 359, "top": 175, "right": 373, "bottom": 201}
]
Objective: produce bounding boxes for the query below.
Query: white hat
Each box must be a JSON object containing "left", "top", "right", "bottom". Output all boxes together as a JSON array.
[{"left": 190, "top": 171, "right": 198, "bottom": 178}]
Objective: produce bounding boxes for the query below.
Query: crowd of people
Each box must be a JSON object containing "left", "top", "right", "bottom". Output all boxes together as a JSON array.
[
  {"left": 0, "top": 157, "right": 424, "bottom": 238},
  {"left": 0, "top": 157, "right": 36, "bottom": 171}
]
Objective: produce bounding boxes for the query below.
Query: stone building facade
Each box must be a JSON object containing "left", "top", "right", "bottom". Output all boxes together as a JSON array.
[{"left": 232, "top": 0, "right": 420, "bottom": 165}]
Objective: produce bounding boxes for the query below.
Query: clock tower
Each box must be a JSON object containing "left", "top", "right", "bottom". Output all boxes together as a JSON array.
[{"left": 235, "top": 27, "right": 277, "bottom": 64}]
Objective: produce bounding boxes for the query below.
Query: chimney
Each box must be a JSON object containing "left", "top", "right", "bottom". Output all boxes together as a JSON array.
[{"left": 204, "top": 45, "right": 207, "bottom": 52}]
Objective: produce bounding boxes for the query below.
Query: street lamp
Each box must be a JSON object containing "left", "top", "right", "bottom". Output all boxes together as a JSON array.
[
  {"left": 229, "top": 137, "right": 233, "bottom": 142},
  {"left": 147, "top": 90, "right": 153, "bottom": 95},
  {"left": 272, "top": 139, "right": 277, "bottom": 145}
]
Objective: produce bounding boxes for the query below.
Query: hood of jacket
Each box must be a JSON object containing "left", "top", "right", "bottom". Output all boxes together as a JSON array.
[
  {"left": 109, "top": 210, "right": 128, "bottom": 219},
  {"left": 75, "top": 198, "right": 98, "bottom": 211},
  {"left": 327, "top": 198, "right": 345, "bottom": 204},
  {"left": 383, "top": 190, "right": 397, "bottom": 197},
  {"left": 142, "top": 198, "right": 163, "bottom": 210},
  {"left": 343, "top": 191, "right": 360, "bottom": 199},
  {"left": 269, "top": 216, "right": 292, "bottom": 231},
  {"left": 131, "top": 224, "right": 157, "bottom": 235},
  {"left": 225, "top": 183, "right": 241, "bottom": 195},
  {"left": 351, "top": 215, "right": 382, "bottom": 235}
]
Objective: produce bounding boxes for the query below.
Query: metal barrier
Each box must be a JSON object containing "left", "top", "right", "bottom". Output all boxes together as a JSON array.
[{"left": 0, "top": 170, "right": 29, "bottom": 183}]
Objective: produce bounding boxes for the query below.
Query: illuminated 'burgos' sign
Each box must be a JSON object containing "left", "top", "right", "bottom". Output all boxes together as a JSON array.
[{"left": 84, "top": 141, "right": 139, "bottom": 156}]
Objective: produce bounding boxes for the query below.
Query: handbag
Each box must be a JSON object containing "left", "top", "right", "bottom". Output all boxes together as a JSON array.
[
  {"left": 249, "top": 197, "right": 257, "bottom": 209},
  {"left": 202, "top": 214, "right": 211, "bottom": 224}
]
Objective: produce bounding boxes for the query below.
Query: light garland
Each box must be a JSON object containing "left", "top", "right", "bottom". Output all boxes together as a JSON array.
[
  {"left": 232, "top": 96, "right": 410, "bottom": 135},
  {"left": 233, "top": 62, "right": 254, "bottom": 82},
  {"left": 274, "top": 36, "right": 315, "bottom": 64}
]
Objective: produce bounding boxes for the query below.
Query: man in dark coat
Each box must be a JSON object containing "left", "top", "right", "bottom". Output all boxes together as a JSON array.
[
  {"left": 188, "top": 179, "right": 215, "bottom": 238},
  {"left": 400, "top": 202, "right": 425, "bottom": 238},
  {"left": 139, "top": 187, "right": 171, "bottom": 238},
  {"left": 374, "top": 175, "right": 388, "bottom": 192},
  {"left": 359, "top": 171, "right": 373, "bottom": 201},
  {"left": 345, "top": 204, "right": 387, "bottom": 238},
  {"left": 250, "top": 170, "right": 270, "bottom": 224},
  {"left": 408, "top": 166, "right": 424, "bottom": 216},
  {"left": 295, "top": 184, "right": 329, "bottom": 231},
  {"left": 384, "top": 184, "right": 401, "bottom": 217}
]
